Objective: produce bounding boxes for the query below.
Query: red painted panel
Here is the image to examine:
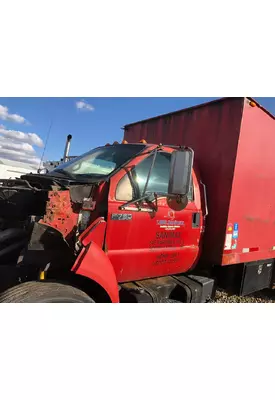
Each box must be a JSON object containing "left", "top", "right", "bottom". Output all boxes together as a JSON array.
[
  {"left": 72, "top": 243, "right": 119, "bottom": 303},
  {"left": 105, "top": 146, "right": 202, "bottom": 282},
  {"left": 224, "top": 98, "right": 275, "bottom": 264},
  {"left": 80, "top": 217, "right": 106, "bottom": 248},
  {"left": 40, "top": 190, "right": 79, "bottom": 239}
]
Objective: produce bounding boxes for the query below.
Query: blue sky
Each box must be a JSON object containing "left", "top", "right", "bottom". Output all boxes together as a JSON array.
[{"left": 0, "top": 97, "right": 274, "bottom": 164}]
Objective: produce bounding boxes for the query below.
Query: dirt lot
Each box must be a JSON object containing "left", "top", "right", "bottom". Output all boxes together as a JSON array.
[{"left": 212, "top": 289, "right": 275, "bottom": 303}]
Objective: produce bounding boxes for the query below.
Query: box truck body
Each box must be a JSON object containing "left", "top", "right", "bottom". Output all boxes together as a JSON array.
[{"left": 123, "top": 97, "right": 275, "bottom": 269}]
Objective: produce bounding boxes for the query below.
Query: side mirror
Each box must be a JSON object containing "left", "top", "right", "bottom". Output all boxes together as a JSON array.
[{"left": 168, "top": 148, "right": 194, "bottom": 197}]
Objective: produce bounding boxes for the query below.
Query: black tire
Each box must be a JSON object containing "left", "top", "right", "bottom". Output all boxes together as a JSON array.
[
  {"left": 0, "top": 281, "right": 95, "bottom": 303},
  {"left": 161, "top": 298, "right": 182, "bottom": 303}
]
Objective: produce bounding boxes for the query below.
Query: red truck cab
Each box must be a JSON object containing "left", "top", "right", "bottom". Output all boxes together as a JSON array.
[
  {"left": 69, "top": 142, "right": 212, "bottom": 302},
  {"left": 0, "top": 97, "right": 273, "bottom": 303},
  {"left": 0, "top": 141, "right": 212, "bottom": 303}
]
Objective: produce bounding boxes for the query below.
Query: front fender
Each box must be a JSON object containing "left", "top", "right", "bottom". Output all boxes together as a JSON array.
[{"left": 71, "top": 242, "right": 119, "bottom": 303}]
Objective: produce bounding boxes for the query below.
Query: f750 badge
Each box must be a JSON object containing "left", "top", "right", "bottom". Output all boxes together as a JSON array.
[{"left": 111, "top": 213, "right": 132, "bottom": 221}]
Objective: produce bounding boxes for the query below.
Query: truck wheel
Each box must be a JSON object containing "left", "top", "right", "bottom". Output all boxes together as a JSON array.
[
  {"left": 161, "top": 298, "right": 182, "bottom": 303},
  {"left": 0, "top": 281, "right": 95, "bottom": 303}
]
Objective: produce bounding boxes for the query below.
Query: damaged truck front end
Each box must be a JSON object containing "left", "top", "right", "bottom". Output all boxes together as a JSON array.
[
  {"left": 0, "top": 173, "right": 109, "bottom": 293},
  {"left": 0, "top": 143, "right": 165, "bottom": 302}
]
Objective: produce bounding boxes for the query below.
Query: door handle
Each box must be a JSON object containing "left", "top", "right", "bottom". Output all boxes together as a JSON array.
[{"left": 192, "top": 212, "right": 200, "bottom": 228}]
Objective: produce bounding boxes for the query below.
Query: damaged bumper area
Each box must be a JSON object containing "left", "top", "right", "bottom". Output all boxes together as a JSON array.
[
  {"left": 0, "top": 176, "right": 102, "bottom": 276},
  {"left": 0, "top": 178, "right": 49, "bottom": 264}
]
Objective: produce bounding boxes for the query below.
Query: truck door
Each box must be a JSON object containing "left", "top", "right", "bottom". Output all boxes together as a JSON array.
[{"left": 105, "top": 150, "right": 202, "bottom": 282}]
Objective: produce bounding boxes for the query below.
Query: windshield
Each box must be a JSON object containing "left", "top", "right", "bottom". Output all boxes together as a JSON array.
[{"left": 52, "top": 144, "right": 146, "bottom": 178}]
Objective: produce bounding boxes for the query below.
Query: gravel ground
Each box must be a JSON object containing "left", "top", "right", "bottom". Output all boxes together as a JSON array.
[{"left": 211, "top": 288, "right": 275, "bottom": 303}]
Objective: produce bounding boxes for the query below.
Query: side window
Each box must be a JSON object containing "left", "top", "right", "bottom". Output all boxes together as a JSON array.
[
  {"left": 135, "top": 152, "right": 171, "bottom": 195},
  {"left": 116, "top": 152, "right": 194, "bottom": 202}
]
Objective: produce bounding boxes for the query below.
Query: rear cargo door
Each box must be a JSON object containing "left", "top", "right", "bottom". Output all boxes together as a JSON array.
[{"left": 105, "top": 150, "right": 202, "bottom": 282}]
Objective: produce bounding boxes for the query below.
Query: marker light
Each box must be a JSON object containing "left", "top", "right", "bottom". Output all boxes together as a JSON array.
[
  {"left": 139, "top": 139, "right": 147, "bottom": 144},
  {"left": 113, "top": 141, "right": 119, "bottom": 145},
  {"left": 249, "top": 101, "right": 257, "bottom": 107},
  {"left": 105, "top": 143, "right": 111, "bottom": 146},
  {"left": 122, "top": 140, "right": 128, "bottom": 144}
]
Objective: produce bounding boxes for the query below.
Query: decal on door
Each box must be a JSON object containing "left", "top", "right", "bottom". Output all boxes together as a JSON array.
[
  {"left": 149, "top": 231, "right": 183, "bottom": 249},
  {"left": 157, "top": 210, "right": 184, "bottom": 231},
  {"left": 153, "top": 252, "right": 180, "bottom": 266}
]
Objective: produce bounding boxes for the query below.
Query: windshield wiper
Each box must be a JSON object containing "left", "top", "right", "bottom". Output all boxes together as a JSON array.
[{"left": 119, "top": 192, "right": 158, "bottom": 212}]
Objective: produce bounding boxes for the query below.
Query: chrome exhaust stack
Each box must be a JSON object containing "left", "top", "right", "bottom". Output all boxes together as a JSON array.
[{"left": 63, "top": 134, "right": 72, "bottom": 163}]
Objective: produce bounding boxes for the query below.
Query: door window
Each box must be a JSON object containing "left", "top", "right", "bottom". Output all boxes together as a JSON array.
[{"left": 116, "top": 151, "right": 194, "bottom": 202}]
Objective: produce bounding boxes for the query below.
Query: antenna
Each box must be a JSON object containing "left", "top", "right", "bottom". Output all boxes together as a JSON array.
[{"left": 38, "top": 120, "right": 53, "bottom": 171}]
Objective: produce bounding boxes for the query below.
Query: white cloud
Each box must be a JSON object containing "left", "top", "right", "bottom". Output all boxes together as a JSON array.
[
  {"left": 76, "top": 99, "right": 94, "bottom": 111},
  {"left": 0, "top": 126, "right": 44, "bottom": 147},
  {"left": 0, "top": 148, "right": 40, "bottom": 165},
  {"left": 0, "top": 125, "right": 44, "bottom": 167},
  {"left": 0, "top": 104, "right": 27, "bottom": 124},
  {"left": 0, "top": 136, "right": 36, "bottom": 154}
]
